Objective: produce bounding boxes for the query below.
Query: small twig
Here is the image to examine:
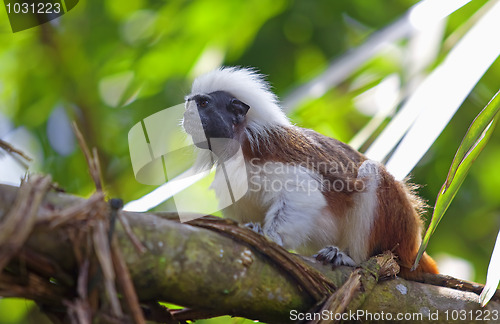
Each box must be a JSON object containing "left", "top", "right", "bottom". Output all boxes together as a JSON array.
[
  {"left": 91, "top": 148, "right": 103, "bottom": 192},
  {"left": 0, "top": 138, "right": 32, "bottom": 163},
  {"left": 420, "top": 273, "right": 500, "bottom": 303},
  {"left": 111, "top": 237, "right": 146, "bottom": 324},
  {"left": 46, "top": 192, "right": 106, "bottom": 227},
  {"left": 0, "top": 175, "right": 52, "bottom": 271},
  {"left": 72, "top": 123, "right": 102, "bottom": 191},
  {"left": 108, "top": 198, "right": 146, "bottom": 324},
  {"left": 64, "top": 259, "right": 92, "bottom": 324},
  {"left": 117, "top": 212, "right": 146, "bottom": 255},
  {"left": 93, "top": 221, "right": 123, "bottom": 317},
  {"left": 312, "top": 270, "right": 362, "bottom": 324},
  {"left": 78, "top": 259, "right": 90, "bottom": 302}
]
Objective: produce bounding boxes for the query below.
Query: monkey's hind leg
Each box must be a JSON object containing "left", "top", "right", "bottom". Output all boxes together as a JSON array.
[{"left": 314, "top": 160, "right": 380, "bottom": 267}]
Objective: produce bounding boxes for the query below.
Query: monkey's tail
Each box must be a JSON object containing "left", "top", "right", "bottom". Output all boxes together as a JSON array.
[{"left": 399, "top": 252, "right": 438, "bottom": 280}]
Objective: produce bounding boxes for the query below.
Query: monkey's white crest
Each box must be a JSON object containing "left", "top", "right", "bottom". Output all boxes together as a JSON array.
[{"left": 188, "top": 67, "right": 291, "bottom": 137}]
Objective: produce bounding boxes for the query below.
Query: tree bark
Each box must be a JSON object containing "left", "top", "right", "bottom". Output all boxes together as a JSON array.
[{"left": 0, "top": 182, "right": 498, "bottom": 323}]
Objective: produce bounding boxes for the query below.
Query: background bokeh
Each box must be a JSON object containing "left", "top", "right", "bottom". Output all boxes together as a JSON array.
[{"left": 1, "top": 0, "right": 499, "bottom": 323}]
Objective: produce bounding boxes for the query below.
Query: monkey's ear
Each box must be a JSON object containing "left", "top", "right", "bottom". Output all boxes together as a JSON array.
[{"left": 230, "top": 98, "right": 250, "bottom": 117}]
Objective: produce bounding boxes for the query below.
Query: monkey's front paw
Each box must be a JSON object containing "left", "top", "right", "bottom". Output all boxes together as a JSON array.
[
  {"left": 314, "top": 246, "right": 356, "bottom": 267},
  {"left": 244, "top": 222, "right": 264, "bottom": 235}
]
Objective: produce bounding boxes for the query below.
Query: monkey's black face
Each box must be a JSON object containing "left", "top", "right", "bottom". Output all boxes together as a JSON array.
[{"left": 183, "top": 91, "right": 250, "bottom": 150}]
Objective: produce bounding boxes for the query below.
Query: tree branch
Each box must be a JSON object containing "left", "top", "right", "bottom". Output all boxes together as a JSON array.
[{"left": 0, "top": 182, "right": 498, "bottom": 323}]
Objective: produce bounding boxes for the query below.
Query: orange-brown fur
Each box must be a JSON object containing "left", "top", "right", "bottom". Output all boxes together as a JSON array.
[{"left": 370, "top": 168, "right": 438, "bottom": 279}]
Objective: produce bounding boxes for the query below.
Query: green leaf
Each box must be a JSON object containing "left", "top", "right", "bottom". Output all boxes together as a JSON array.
[
  {"left": 412, "top": 90, "right": 500, "bottom": 271},
  {"left": 480, "top": 229, "right": 500, "bottom": 307}
]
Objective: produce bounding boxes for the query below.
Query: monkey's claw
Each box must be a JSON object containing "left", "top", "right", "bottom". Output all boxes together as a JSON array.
[
  {"left": 244, "top": 222, "right": 264, "bottom": 235},
  {"left": 314, "top": 246, "right": 356, "bottom": 267}
]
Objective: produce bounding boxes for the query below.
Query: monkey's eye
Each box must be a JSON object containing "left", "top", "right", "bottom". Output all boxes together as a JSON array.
[{"left": 198, "top": 98, "right": 209, "bottom": 108}]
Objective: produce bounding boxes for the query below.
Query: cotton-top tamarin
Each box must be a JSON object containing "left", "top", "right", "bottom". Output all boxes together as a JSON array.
[{"left": 182, "top": 67, "right": 438, "bottom": 279}]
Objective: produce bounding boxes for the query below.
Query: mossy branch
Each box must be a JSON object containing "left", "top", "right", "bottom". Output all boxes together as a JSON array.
[{"left": 0, "top": 181, "right": 498, "bottom": 323}]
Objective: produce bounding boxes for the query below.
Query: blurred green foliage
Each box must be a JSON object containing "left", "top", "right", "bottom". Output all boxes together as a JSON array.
[{"left": 1, "top": 0, "right": 499, "bottom": 323}]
